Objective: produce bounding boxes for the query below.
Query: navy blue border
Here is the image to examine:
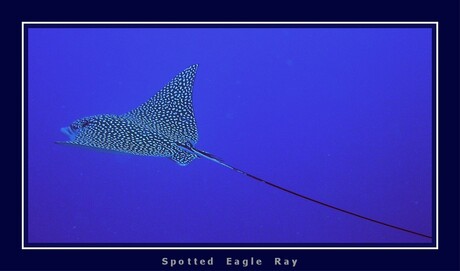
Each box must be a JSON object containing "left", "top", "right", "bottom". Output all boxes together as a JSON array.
[{"left": 4, "top": 1, "right": 459, "bottom": 270}]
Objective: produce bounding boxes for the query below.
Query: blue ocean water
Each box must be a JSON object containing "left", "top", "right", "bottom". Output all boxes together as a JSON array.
[{"left": 27, "top": 27, "right": 432, "bottom": 244}]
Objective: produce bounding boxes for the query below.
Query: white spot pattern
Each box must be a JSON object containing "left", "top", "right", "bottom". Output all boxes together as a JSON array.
[
  {"left": 124, "top": 64, "right": 199, "bottom": 144},
  {"left": 61, "top": 65, "right": 200, "bottom": 165}
]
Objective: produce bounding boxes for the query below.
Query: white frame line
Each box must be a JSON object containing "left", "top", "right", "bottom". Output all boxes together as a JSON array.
[{"left": 21, "top": 21, "right": 439, "bottom": 250}]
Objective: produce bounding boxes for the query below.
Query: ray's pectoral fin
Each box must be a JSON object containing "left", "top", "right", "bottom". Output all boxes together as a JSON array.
[
  {"left": 55, "top": 140, "right": 79, "bottom": 146},
  {"left": 123, "top": 64, "right": 199, "bottom": 145},
  {"left": 54, "top": 140, "right": 98, "bottom": 150},
  {"left": 170, "top": 149, "right": 198, "bottom": 166}
]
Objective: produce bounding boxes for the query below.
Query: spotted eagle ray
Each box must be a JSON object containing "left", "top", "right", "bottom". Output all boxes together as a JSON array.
[{"left": 58, "top": 64, "right": 431, "bottom": 240}]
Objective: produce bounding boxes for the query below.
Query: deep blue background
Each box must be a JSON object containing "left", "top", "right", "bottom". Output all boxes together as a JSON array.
[{"left": 27, "top": 27, "right": 433, "bottom": 244}]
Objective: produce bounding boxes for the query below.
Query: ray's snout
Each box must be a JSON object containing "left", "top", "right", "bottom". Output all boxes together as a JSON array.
[{"left": 60, "top": 126, "right": 75, "bottom": 140}]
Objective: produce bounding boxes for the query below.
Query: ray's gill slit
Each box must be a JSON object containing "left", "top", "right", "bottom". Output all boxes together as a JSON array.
[{"left": 57, "top": 64, "right": 432, "bottom": 241}]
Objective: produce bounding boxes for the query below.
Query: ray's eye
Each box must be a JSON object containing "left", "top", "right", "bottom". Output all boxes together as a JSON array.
[
  {"left": 70, "top": 124, "right": 78, "bottom": 131},
  {"left": 81, "top": 120, "right": 90, "bottom": 128}
]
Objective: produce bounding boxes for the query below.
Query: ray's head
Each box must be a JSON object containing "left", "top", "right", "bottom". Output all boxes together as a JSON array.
[{"left": 60, "top": 117, "right": 94, "bottom": 141}]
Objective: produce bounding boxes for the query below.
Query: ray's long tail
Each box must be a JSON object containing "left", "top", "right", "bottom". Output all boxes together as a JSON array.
[{"left": 185, "top": 145, "right": 432, "bottom": 240}]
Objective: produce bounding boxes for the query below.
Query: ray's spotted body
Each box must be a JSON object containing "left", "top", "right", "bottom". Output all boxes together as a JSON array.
[
  {"left": 59, "top": 65, "right": 199, "bottom": 165},
  {"left": 58, "top": 64, "right": 432, "bottom": 240}
]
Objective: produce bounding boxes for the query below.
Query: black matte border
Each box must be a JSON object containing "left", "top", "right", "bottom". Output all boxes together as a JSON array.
[{"left": 4, "top": 1, "right": 459, "bottom": 270}]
